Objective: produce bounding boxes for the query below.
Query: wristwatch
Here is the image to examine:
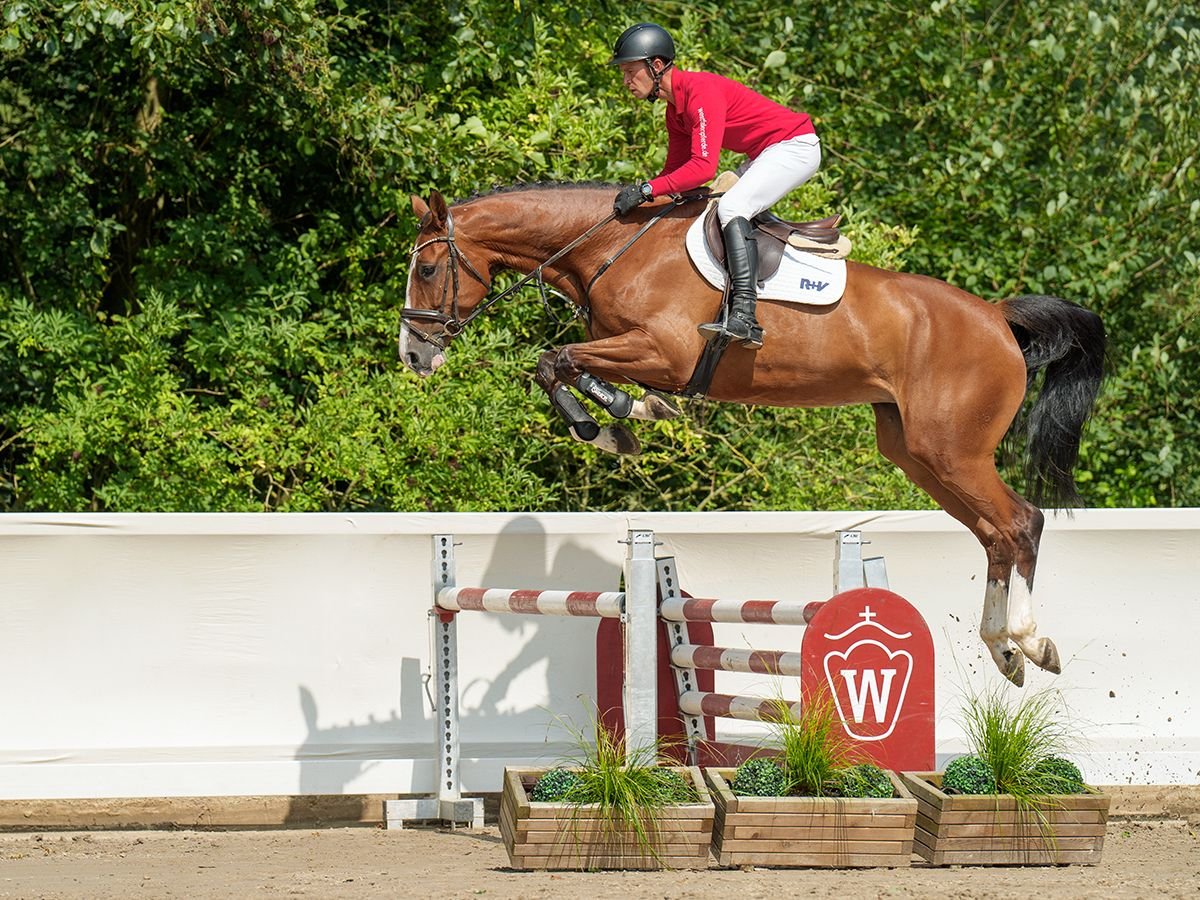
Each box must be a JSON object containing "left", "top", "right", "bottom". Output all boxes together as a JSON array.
[{"left": 639, "top": 182, "right": 654, "bottom": 200}]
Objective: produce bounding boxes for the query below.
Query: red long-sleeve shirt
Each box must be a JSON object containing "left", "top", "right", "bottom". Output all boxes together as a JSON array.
[{"left": 646, "top": 69, "right": 815, "bottom": 197}]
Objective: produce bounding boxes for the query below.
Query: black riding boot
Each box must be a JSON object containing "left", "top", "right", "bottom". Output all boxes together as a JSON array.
[{"left": 698, "top": 216, "right": 764, "bottom": 349}]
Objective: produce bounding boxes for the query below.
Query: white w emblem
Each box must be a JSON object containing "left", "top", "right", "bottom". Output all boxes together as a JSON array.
[{"left": 822, "top": 640, "right": 913, "bottom": 741}]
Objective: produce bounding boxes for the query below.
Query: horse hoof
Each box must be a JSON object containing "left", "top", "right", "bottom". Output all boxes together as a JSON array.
[
  {"left": 1032, "top": 637, "right": 1061, "bottom": 674},
  {"left": 591, "top": 424, "right": 641, "bottom": 456},
  {"left": 628, "top": 392, "right": 681, "bottom": 421}
]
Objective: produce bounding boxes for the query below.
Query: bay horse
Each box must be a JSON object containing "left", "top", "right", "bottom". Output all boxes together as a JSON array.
[{"left": 399, "top": 183, "right": 1106, "bottom": 687}]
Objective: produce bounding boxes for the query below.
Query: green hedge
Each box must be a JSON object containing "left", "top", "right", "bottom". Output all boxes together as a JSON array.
[{"left": 2, "top": 1, "right": 1196, "bottom": 511}]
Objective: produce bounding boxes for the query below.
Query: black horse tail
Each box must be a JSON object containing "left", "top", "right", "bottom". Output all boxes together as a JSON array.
[{"left": 1001, "top": 295, "right": 1106, "bottom": 509}]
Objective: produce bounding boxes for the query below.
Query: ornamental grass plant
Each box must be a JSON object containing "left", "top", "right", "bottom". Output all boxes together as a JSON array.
[
  {"left": 903, "top": 682, "right": 1101, "bottom": 863},
  {"left": 709, "top": 687, "right": 916, "bottom": 868},
  {"left": 945, "top": 682, "right": 1092, "bottom": 848},
  {"left": 769, "top": 690, "right": 860, "bottom": 797},
  {"left": 730, "top": 688, "right": 895, "bottom": 799},
  {"left": 529, "top": 710, "right": 699, "bottom": 862},
  {"left": 957, "top": 682, "right": 1086, "bottom": 798}
]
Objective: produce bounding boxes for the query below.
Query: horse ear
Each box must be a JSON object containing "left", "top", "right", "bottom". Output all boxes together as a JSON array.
[
  {"left": 428, "top": 190, "right": 448, "bottom": 228},
  {"left": 411, "top": 194, "right": 430, "bottom": 221}
]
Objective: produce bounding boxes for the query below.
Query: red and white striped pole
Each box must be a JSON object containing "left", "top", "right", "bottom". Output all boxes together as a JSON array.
[
  {"left": 660, "top": 596, "right": 825, "bottom": 625},
  {"left": 670, "top": 643, "right": 803, "bottom": 677},
  {"left": 436, "top": 587, "right": 623, "bottom": 618},
  {"left": 678, "top": 690, "right": 802, "bottom": 723}
]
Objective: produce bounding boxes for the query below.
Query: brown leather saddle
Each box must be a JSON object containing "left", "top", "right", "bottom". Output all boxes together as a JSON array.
[{"left": 703, "top": 205, "right": 845, "bottom": 283}]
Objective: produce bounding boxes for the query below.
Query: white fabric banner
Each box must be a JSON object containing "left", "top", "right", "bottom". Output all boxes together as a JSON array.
[{"left": 1, "top": 510, "right": 1197, "bottom": 797}]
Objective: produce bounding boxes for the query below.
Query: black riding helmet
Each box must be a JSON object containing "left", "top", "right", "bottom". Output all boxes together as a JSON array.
[
  {"left": 609, "top": 23, "right": 675, "bottom": 101},
  {"left": 608, "top": 22, "right": 675, "bottom": 66}
]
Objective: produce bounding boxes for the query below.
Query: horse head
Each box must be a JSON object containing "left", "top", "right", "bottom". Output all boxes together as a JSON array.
[{"left": 399, "top": 190, "right": 491, "bottom": 376}]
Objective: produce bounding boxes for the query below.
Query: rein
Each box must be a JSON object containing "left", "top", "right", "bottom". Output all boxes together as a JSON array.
[
  {"left": 402, "top": 191, "right": 713, "bottom": 348},
  {"left": 586, "top": 198, "right": 692, "bottom": 293}
]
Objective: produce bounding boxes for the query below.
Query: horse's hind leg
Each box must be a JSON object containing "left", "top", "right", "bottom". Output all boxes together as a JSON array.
[
  {"left": 874, "top": 404, "right": 1027, "bottom": 685},
  {"left": 878, "top": 400, "right": 1061, "bottom": 683},
  {"left": 923, "top": 438, "right": 1060, "bottom": 678},
  {"left": 534, "top": 350, "right": 641, "bottom": 455}
]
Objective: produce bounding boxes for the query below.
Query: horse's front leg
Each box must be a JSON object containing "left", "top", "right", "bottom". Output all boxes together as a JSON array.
[
  {"left": 574, "top": 373, "right": 681, "bottom": 423},
  {"left": 534, "top": 350, "right": 641, "bottom": 455},
  {"left": 539, "top": 332, "right": 689, "bottom": 454},
  {"left": 555, "top": 332, "right": 688, "bottom": 403}
]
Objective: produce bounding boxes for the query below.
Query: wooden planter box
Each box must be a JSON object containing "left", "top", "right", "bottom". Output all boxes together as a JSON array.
[
  {"left": 901, "top": 772, "right": 1110, "bottom": 865},
  {"left": 499, "top": 766, "right": 714, "bottom": 870},
  {"left": 705, "top": 768, "right": 917, "bottom": 868}
]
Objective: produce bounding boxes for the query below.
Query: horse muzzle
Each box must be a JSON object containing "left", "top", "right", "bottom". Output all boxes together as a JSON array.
[{"left": 398, "top": 323, "right": 446, "bottom": 377}]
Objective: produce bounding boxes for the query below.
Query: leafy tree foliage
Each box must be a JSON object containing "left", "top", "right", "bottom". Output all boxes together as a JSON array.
[{"left": 1, "top": 1, "right": 1195, "bottom": 511}]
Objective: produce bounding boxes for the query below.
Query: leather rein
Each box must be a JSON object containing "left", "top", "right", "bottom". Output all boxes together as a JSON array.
[{"left": 401, "top": 192, "right": 711, "bottom": 350}]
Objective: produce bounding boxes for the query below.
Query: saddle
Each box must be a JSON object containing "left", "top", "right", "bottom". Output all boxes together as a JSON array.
[
  {"left": 701, "top": 171, "right": 851, "bottom": 284},
  {"left": 703, "top": 205, "right": 849, "bottom": 284}
]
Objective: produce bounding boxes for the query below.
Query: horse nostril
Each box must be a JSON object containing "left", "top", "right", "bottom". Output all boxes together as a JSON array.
[{"left": 406, "top": 351, "right": 424, "bottom": 370}]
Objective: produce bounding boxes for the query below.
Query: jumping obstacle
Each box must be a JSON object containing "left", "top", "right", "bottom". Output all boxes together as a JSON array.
[{"left": 388, "top": 529, "right": 935, "bottom": 829}]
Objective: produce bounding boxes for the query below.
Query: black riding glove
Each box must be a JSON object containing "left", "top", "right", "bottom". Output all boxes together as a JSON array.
[{"left": 614, "top": 181, "right": 652, "bottom": 216}]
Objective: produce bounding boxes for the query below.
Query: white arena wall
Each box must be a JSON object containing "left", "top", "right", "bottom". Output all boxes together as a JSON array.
[{"left": 0, "top": 509, "right": 1197, "bottom": 801}]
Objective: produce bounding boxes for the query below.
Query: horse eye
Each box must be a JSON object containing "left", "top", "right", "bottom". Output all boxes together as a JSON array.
[{"left": 419, "top": 263, "right": 437, "bottom": 279}]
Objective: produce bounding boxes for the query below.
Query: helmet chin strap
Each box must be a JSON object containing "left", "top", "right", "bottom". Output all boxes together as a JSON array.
[{"left": 644, "top": 59, "right": 674, "bottom": 101}]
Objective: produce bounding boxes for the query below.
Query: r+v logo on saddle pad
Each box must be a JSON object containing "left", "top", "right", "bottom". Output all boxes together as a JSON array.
[{"left": 799, "top": 277, "right": 830, "bottom": 292}]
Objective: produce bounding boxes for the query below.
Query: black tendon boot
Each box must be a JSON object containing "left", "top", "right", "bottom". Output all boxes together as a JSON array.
[{"left": 698, "top": 216, "right": 764, "bottom": 349}]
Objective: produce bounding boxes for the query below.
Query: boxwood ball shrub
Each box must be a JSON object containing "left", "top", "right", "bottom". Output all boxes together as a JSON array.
[
  {"left": 531, "top": 767, "right": 582, "bottom": 802},
  {"left": 1032, "top": 756, "right": 1085, "bottom": 793},
  {"left": 942, "top": 754, "right": 997, "bottom": 794},
  {"left": 652, "top": 767, "right": 696, "bottom": 803},
  {"left": 831, "top": 763, "right": 894, "bottom": 798},
  {"left": 731, "top": 758, "right": 789, "bottom": 797}
]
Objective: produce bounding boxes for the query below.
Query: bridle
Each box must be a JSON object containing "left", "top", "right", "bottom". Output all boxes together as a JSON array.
[{"left": 400, "top": 211, "right": 492, "bottom": 351}]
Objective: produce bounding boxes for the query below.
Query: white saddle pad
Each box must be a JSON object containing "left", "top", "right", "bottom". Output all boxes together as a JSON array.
[{"left": 685, "top": 215, "right": 847, "bottom": 305}]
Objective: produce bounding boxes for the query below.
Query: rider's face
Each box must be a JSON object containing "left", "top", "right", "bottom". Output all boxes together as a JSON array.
[{"left": 618, "top": 60, "right": 661, "bottom": 100}]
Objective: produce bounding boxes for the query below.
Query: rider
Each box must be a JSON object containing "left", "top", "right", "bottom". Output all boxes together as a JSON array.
[{"left": 610, "top": 22, "right": 821, "bottom": 350}]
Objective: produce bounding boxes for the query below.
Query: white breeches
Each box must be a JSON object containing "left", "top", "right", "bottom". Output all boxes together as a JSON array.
[{"left": 717, "top": 133, "right": 822, "bottom": 226}]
